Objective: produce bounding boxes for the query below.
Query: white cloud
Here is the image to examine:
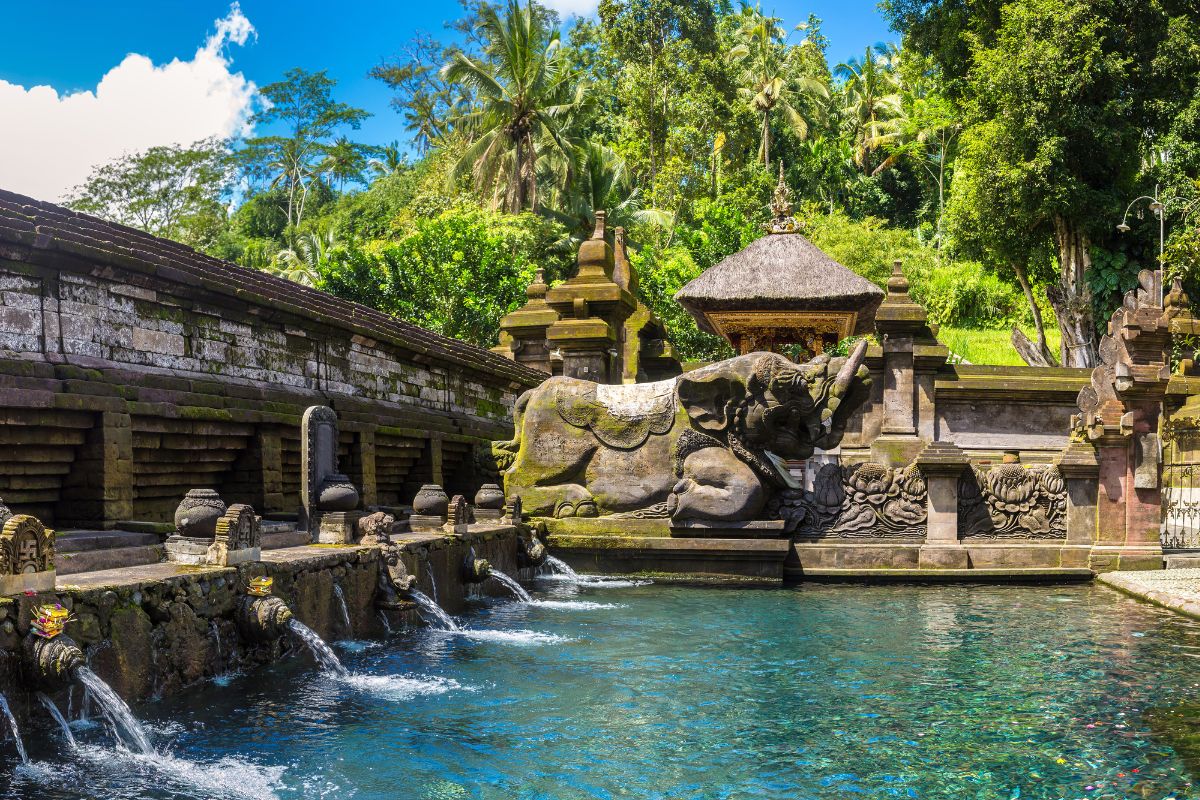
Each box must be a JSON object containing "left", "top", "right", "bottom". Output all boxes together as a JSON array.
[
  {"left": 0, "top": 4, "right": 257, "bottom": 203},
  {"left": 541, "top": 0, "right": 600, "bottom": 18}
]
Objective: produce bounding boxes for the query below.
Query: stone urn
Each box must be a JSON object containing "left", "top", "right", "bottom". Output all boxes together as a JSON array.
[
  {"left": 317, "top": 473, "right": 359, "bottom": 511},
  {"left": 474, "top": 484, "right": 505, "bottom": 512},
  {"left": 413, "top": 484, "right": 449, "bottom": 518},
  {"left": 174, "top": 489, "right": 226, "bottom": 539}
]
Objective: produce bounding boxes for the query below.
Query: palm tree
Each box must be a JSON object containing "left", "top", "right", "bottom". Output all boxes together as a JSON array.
[
  {"left": 441, "top": 0, "right": 588, "bottom": 213},
  {"left": 320, "top": 136, "right": 371, "bottom": 193},
  {"left": 835, "top": 43, "right": 902, "bottom": 173},
  {"left": 369, "top": 141, "right": 407, "bottom": 180},
  {"left": 730, "top": 4, "right": 829, "bottom": 169},
  {"left": 541, "top": 140, "right": 671, "bottom": 246}
]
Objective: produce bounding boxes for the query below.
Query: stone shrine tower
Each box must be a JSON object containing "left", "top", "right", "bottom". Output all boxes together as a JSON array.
[{"left": 493, "top": 212, "right": 680, "bottom": 384}]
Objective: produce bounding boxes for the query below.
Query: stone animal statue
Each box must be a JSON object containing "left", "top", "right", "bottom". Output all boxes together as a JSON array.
[{"left": 494, "top": 341, "right": 870, "bottom": 521}]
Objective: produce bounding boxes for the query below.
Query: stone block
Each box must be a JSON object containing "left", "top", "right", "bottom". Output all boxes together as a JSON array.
[{"left": 919, "top": 545, "right": 970, "bottom": 569}]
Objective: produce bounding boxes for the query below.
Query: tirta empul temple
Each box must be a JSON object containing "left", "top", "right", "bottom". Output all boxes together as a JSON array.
[{"left": 2, "top": 170, "right": 1200, "bottom": 795}]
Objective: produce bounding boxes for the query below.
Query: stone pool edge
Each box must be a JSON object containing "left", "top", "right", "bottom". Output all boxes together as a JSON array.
[{"left": 1097, "top": 569, "right": 1200, "bottom": 620}]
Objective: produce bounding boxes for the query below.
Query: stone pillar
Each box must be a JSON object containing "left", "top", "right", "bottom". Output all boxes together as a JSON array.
[
  {"left": 1090, "top": 426, "right": 1163, "bottom": 571},
  {"left": 1055, "top": 439, "right": 1100, "bottom": 568},
  {"left": 916, "top": 441, "right": 970, "bottom": 569},
  {"left": 60, "top": 410, "right": 134, "bottom": 528},
  {"left": 870, "top": 263, "right": 948, "bottom": 466}
]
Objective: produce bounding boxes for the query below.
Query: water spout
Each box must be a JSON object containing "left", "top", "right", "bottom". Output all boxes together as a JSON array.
[
  {"left": 37, "top": 691, "right": 76, "bottom": 748},
  {"left": 0, "top": 691, "right": 28, "bottom": 764},
  {"left": 74, "top": 666, "right": 154, "bottom": 755},
  {"left": 210, "top": 620, "right": 222, "bottom": 659},
  {"left": 286, "top": 619, "right": 348, "bottom": 676},
  {"left": 490, "top": 570, "right": 532, "bottom": 603},
  {"left": 333, "top": 584, "right": 351, "bottom": 635},
  {"left": 235, "top": 594, "right": 294, "bottom": 643},
  {"left": 406, "top": 588, "right": 460, "bottom": 631},
  {"left": 544, "top": 555, "right": 579, "bottom": 580}
]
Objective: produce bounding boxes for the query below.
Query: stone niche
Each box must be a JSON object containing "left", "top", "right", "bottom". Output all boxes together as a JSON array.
[{"left": 0, "top": 501, "right": 56, "bottom": 596}]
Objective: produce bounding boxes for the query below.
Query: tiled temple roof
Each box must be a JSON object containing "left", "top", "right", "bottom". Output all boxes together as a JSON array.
[{"left": 0, "top": 188, "right": 547, "bottom": 387}]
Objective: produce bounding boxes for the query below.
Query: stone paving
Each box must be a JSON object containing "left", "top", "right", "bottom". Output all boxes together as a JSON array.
[{"left": 1098, "top": 568, "right": 1200, "bottom": 619}]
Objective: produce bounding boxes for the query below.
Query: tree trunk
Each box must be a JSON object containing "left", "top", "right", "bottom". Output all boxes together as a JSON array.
[
  {"left": 762, "top": 112, "right": 771, "bottom": 168},
  {"left": 1045, "top": 215, "right": 1097, "bottom": 368},
  {"left": 1012, "top": 260, "right": 1054, "bottom": 365}
]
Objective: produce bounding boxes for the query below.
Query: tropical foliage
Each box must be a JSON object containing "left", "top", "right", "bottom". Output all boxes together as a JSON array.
[{"left": 66, "top": 0, "right": 1200, "bottom": 366}]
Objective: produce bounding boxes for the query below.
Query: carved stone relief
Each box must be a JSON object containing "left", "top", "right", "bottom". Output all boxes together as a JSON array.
[{"left": 958, "top": 463, "right": 1066, "bottom": 538}]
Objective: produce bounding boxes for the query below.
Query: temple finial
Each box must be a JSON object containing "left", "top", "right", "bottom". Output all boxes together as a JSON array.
[{"left": 765, "top": 162, "right": 798, "bottom": 234}]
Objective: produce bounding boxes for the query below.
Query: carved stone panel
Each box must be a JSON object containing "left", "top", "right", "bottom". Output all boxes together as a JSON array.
[
  {"left": 769, "top": 461, "right": 928, "bottom": 537},
  {"left": 958, "top": 463, "right": 1066, "bottom": 539}
]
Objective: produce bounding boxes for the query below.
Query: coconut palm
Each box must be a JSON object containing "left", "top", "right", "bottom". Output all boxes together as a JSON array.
[
  {"left": 369, "top": 141, "right": 407, "bottom": 179},
  {"left": 320, "top": 136, "right": 372, "bottom": 193},
  {"left": 835, "top": 43, "right": 902, "bottom": 173},
  {"left": 730, "top": 4, "right": 829, "bottom": 168},
  {"left": 541, "top": 140, "right": 671, "bottom": 246},
  {"left": 441, "top": 0, "right": 588, "bottom": 213}
]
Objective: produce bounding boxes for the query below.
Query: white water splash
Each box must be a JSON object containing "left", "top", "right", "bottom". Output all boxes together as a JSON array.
[
  {"left": 527, "top": 600, "right": 625, "bottom": 610},
  {"left": 75, "top": 666, "right": 154, "bottom": 755},
  {"left": 0, "top": 691, "right": 28, "bottom": 763},
  {"left": 490, "top": 569, "right": 532, "bottom": 602},
  {"left": 68, "top": 743, "right": 287, "bottom": 800},
  {"left": 334, "top": 640, "right": 383, "bottom": 654},
  {"left": 451, "top": 629, "right": 571, "bottom": 645},
  {"left": 340, "top": 673, "right": 462, "bottom": 701},
  {"left": 287, "top": 619, "right": 348, "bottom": 676}
]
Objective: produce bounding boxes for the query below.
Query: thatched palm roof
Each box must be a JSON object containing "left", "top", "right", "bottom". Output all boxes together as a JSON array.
[{"left": 674, "top": 232, "right": 884, "bottom": 336}]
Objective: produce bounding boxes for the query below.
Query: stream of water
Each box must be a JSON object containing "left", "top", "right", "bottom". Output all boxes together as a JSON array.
[
  {"left": 75, "top": 667, "right": 154, "bottom": 755},
  {"left": 0, "top": 692, "right": 27, "bottom": 764},
  {"left": 285, "top": 619, "right": 348, "bottom": 676},
  {"left": 332, "top": 584, "right": 351, "bottom": 634},
  {"left": 35, "top": 693, "right": 74, "bottom": 748},
  {"left": 488, "top": 569, "right": 531, "bottom": 602},
  {"left": 406, "top": 588, "right": 459, "bottom": 631}
]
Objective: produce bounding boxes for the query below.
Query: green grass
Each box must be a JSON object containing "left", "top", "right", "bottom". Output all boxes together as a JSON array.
[{"left": 936, "top": 325, "right": 1062, "bottom": 366}]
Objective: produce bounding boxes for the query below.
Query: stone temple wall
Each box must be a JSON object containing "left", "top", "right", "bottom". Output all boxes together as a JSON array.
[{"left": 0, "top": 189, "right": 547, "bottom": 526}]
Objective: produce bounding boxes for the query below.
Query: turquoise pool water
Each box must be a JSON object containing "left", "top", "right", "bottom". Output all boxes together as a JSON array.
[{"left": 8, "top": 579, "right": 1200, "bottom": 799}]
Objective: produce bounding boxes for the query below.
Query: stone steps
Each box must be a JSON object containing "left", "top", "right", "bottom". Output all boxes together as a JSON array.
[
  {"left": 262, "top": 529, "right": 312, "bottom": 549},
  {"left": 57, "top": 530, "right": 161, "bottom": 552}
]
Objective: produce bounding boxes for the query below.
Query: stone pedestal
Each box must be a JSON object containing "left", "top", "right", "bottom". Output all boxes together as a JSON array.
[
  {"left": 165, "top": 535, "right": 213, "bottom": 565},
  {"left": 916, "top": 441, "right": 970, "bottom": 569},
  {"left": 409, "top": 515, "right": 445, "bottom": 532},
  {"left": 318, "top": 511, "right": 365, "bottom": 545}
]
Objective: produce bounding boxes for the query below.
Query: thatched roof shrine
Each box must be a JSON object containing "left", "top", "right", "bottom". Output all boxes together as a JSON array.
[{"left": 675, "top": 168, "right": 884, "bottom": 355}]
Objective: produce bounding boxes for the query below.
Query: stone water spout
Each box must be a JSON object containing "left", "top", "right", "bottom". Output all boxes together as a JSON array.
[
  {"left": 22, "top": 604, "right": 84, "bottom": 690},
  {"left": 364, "top": 514, "right": 419, "bottom": 610},
  {"left": 235, "top": 577, "right": 294, "bottom": 643},
  {"left": 462, "top": 551, "right": 492, "bottom": 584}
]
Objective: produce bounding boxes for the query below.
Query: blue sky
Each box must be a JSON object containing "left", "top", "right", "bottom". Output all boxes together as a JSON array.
[{"left": 0, "top": 1, "right": 893, "bottom": 202}]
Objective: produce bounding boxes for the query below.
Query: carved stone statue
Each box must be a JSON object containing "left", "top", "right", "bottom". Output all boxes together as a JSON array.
[
  {"left": 206, "top": 503, "right": 262, "bottom": 566},
  {"left": 445, "top": 495, "right": 470, "bottom": 535},
  {"left": 494, "top": 342, "right": 870, "bottom": 521},
  {"left": 0, "top": 513, "right": 56, "bottom": 595},
  {"left": 357, "top": 511, "right": 396, "bottom": 546},
  {"left": 371, "top": 523, "right": 416, "bottom": 609}
]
